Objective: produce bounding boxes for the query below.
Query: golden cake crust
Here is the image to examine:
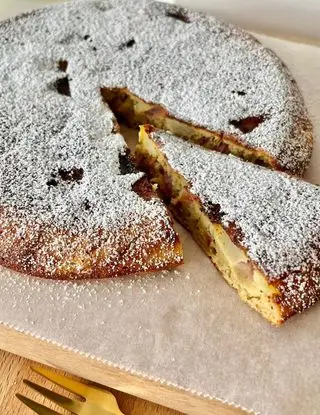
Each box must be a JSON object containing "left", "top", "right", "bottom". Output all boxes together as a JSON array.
[{"left": 0, "top": 176, "right": 182, "bottom": 280}]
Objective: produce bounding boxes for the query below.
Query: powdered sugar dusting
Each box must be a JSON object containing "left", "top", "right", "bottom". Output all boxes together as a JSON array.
[
  {"left": 105, "top": 0, "right": 312, "bottom": 173},
  {"left": 152, "top": 130, "right": 320, "bottom": 313},
  {"left": 0, "top": 1, "right": 186, "bottom": 278},
  {"left": 0, "top": 26, "right": 319, "bottom": 414},
  {"left": 0, "top": 0, "right": 312, "bottom": 278}
]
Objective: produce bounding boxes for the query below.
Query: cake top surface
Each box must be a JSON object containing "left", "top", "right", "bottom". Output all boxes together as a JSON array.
[
  {"left": 151, "top": 129, "right": 320, "bottom": 287},
  {"left": 0, "top": 1, "right": 191, "bottom": 278},
  {"left": 0, "top": 0, "right": 312, "bottom": 184},
  {"left": 0, "top": 0, "right": 177, "bottom": 236}
]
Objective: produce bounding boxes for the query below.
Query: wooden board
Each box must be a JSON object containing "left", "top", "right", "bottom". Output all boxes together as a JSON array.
[
  {"left": 0, "top": 3, "right": 319, "bottom": 415},
  {"left": 0, "top": 325, "right": 244, "bottom": 415},
  {"left": 0, "top": 349, "right": 182, "bottom": 415}
]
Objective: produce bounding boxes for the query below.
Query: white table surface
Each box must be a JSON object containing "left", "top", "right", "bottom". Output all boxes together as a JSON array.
[{"left": 178, "top": 0, "right": 320, "bottom": 41}]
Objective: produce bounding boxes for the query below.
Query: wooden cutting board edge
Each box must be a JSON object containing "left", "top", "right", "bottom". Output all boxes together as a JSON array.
[{"left": 0, "top": 323, "right": 247, "bottom": 415}]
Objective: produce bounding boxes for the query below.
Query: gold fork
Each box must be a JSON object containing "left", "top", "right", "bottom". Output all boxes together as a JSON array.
[{"left": 16, "top": 366, "right": 125, "bottom": 415}]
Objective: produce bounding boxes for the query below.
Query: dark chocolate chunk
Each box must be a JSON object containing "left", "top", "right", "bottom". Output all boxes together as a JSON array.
[
  {"left": 230, "top": 116, "right": 264, "bottom": 133},
  {"left": 53, "top": 76, "right": 71, "bottom": 97},
  {"left": 58, "top": 167, "right": 84, "bottom": 182}
]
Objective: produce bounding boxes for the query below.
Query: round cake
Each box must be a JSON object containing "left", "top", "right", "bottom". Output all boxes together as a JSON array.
[{"left": 0, "top": 0, "right": 313, "bottom": 279}]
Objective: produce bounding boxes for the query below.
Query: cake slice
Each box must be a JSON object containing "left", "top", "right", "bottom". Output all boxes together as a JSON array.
[{"left": 136, "top": 125, "right": 320, "bottom": 324}]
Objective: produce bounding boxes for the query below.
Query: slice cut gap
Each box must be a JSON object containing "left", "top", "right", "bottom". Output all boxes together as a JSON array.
[{"left": 100, "top": 87, "right": 275, "bottom": 170}]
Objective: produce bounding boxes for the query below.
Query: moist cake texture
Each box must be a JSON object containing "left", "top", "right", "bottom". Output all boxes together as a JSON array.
[{"left": 136, "top": 126, "right": 320, "bottom": 324}]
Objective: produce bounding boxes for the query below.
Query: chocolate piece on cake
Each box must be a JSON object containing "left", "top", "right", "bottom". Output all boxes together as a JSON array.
[{"left": 137, "top": 126, "right": 320, "bottom": 324}]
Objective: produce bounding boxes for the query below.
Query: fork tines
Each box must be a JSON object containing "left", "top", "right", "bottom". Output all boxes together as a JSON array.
[{"left": 16, "top": 366, "right": 122, "bottom": 415}]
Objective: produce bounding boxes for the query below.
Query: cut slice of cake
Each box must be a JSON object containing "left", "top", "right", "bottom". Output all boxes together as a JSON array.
[{"left": 136, "top": 125, "right": 320, "bottom": 324}]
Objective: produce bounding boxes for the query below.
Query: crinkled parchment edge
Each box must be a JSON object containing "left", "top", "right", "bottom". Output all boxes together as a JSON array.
[{"left": 0, "top": 320, "right": 258, "bottom": 414}]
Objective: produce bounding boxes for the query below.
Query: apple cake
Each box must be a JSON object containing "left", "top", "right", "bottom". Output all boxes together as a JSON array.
[
  {"left": 136, "top": 126, "right": 320, "bottom": 324},
  {"left": 0, "top": 0, "right": 313, "bottom": 281}
]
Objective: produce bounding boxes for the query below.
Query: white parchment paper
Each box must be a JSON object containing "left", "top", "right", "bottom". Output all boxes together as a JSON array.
[{"left": 0, "top": 32, "right": 319, "bottom": 415}]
